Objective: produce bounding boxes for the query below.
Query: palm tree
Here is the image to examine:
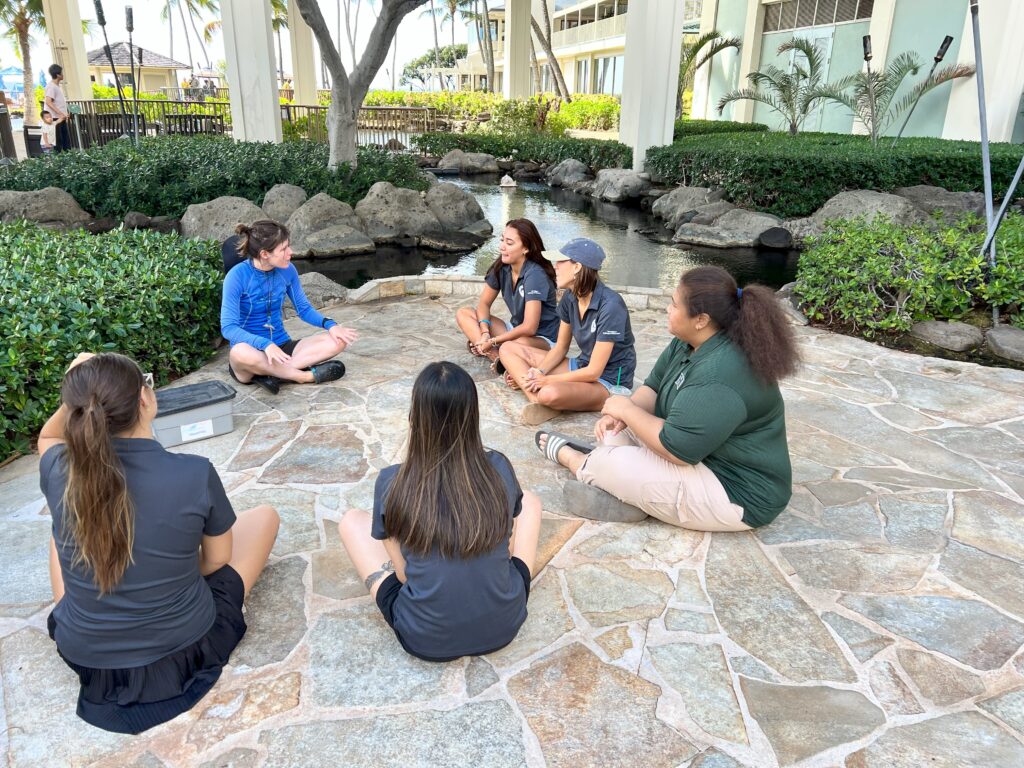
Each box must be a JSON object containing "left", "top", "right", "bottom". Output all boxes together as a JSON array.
[
  {"left": 813, "top": 51, "right": 974, "bottom": 146},
  {"left": 204, "top": 0, "right": 286, "bottom": 80},
  {"left": 0, "top": 0, "right": 43, "bottom": 125},
  {"left": 677, "top": 30, "right": 740, "bottom": 118},
  {"left": 422, "top": 0, "right": 445, "bottom": 90},
  {"left": 532, "top": 0, "right": 569, "bottom": 100},
  {"left": 717, "top": 37, "right": 830, "bottom": 135},
  {"left": 162, "top": 0, "right": 219, "bottom": 73}
]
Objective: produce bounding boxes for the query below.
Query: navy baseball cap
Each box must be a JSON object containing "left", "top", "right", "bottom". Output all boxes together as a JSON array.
[{"left": 542, "top": 237, "right": 606, "bottom": 270}]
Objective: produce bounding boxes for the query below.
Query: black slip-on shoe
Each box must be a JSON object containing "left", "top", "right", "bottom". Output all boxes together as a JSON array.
[
  {"left": 251, "top": 374, "right": 282, "bottom": 395},
  {"left": 310, "top": 360, "right": 346, "bottom": 384}
]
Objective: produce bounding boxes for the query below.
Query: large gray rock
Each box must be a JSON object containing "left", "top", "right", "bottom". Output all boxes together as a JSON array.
[
  {"left": 262, "top": 183, "right": 308, "bottom": 222},
  {"left": 651, "top": 186, "right": 726, "bottom": 229},
  {"left": 437, "top": 148, "right": 500, "bottom": 174},
  {"left": 786, "top": 190, "right": 928, "bottom": 241},
  {"left": 591, "top": 168, "right": 652, "bottom": 202},
  {"left": 910, "top": 320, "right": 984, "bottom": 352},
  {"left": 303, "top": 224, "right": 376, "bottom": 257},
  {"left": 0, "top": 187, "right": 91, "bottom": 227},
  {"left": 546, "top": 158, "right": 593, "bottom": 187},
  {"left": 893, "top": 184, "right": 986, "bottom": 219},
  {"left": 673, "top": 208, "right": 782, "bottom": 248},
  {"left": 688, "top": 200, "right": 736, "bottom": 225},
  {"left": 425, "top": 182, "right": 490, "bottom": 232},
  {"left": 987, "top": 325, "right": 1024, "bottom": 363},
  {"left": 286, "top": 192, "right": 366, "bottom": 257},
  {"left": 181, "top": 195, "right": 265, "bottom": 242},
  {"left": 355, "top": 181, "right": 444, "bottom": 242}
]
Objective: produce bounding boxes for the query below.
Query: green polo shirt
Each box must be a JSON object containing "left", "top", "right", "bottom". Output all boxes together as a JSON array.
[{"left": 644, "top": 333, "right": 792, "bottom": 527}]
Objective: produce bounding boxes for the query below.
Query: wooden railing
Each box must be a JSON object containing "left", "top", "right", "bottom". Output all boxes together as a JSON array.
[{"left": 281, "top": 104, "right": 438, "bottom": 147}]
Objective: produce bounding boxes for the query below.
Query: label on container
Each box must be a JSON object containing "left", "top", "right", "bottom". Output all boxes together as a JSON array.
[{"left": 180, "top": 419, "right": 215, "bottom": 442}]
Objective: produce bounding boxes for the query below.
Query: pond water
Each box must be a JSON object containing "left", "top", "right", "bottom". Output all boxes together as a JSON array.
[{"left": 293, "top": 175, "right": 799, "bottom": 290}]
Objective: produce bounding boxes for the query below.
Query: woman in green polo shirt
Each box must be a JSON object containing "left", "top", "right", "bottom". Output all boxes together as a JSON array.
[{"left": 537, "top": 265, "right": 799, "bottom": 531}]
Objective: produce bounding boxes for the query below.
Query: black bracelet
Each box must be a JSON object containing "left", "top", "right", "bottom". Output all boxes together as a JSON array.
[{"left": 321, "top": 318, "right": 333, "bottom": 329}]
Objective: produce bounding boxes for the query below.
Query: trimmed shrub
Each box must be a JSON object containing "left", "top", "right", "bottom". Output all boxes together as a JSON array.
[
  {"left": 413, "top": 131, "right": 632, "bottom": 170},
  {"left": 672, "top": 118, "right": 769, "bottom": 140},
  {"left": 0, "top": 137, "right": 428, "bottom": 218},
  {"left": 795, "top": 214, "right": 1024, "bottom": 336},
  {"left": 645, "top": 132, "right": 1024, "bottom": 218},
  {"left": 0, "top": 223, "right": 223, "bottom": 458},
  {"left": 360, "top": 89, "right": 503, "bottom": 118},
  {"left": 545, "top": 95, "right": 621, "bottom": 135}
]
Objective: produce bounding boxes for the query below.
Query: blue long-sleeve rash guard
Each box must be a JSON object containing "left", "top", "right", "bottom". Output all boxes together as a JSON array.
[{"left": 220, "top": 261, "right": 336, "bottom": 350}]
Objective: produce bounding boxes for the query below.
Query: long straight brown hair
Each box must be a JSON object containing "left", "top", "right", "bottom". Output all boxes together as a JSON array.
[
  {"left": 383, "top": 362, "right": 509, "bottom": 559},
  {"left": 59, "top": 353, "right": 143, "bottom": 594},
  {"left": 486, "top": 218, "right": 556, "bottom": 284}
]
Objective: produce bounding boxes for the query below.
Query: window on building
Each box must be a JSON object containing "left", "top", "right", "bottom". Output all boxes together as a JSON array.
[
  {"left": 763, "top": 0, "right": 872, "bottom": 33},
  {"left": 575, "top": 58, "right": 591, "bottom": 94},
  {"left": 594, "top": 55, "right": 624, "bottom": 96}
]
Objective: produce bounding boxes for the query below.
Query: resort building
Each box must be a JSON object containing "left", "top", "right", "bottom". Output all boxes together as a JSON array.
[{"left": 86, "top": 43, "right": 188, "bottom": 94}]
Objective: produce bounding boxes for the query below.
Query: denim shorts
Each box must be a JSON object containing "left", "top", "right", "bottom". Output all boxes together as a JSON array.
[{"left": 568, "top": 357, "right": 632, "bottom": 396}]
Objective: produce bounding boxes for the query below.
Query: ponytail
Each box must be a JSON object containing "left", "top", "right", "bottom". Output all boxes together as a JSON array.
[
  {"left": 235, "top": 220, "right": 289, "bottom": 262},
  {"left": 679, "top": 267, "right": 799, "bottom": 385},
  {"left": 60, "top": 354, "right": 143, "bottom": 594}
]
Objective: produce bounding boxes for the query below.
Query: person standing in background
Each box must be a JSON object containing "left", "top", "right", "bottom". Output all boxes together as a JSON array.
[{"left": 44, "top": 65, "right": 70, "bottom": 152}]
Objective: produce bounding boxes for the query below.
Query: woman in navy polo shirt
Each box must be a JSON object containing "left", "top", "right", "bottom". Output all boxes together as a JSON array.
[
  {"left": 455, "top": 218, "right": 560, "bottom": 380},
  {"left": 498, "top": 238, "right": 637, "bottom": 426}
]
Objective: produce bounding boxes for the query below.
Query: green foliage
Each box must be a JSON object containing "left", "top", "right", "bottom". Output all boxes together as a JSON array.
[
  {"left": 400, "top": 44, "right": 468, "bottom": 87},
  {"left": 0, "top": 222, "right": 223, "bottom": 458},
  {"left": 360, "top": 89, "right": 503, "bottom": 118},
  {"left": 678, "top": 31, "right": 741, "bottom": 108},
  {"left": 672, "top": 118, "right": 769, "bottom": 141},
  {"left": 545, "top": 95, "right": 620, "bottom": 135},
  {"left": 0, "top": 137, "right": 429, "bottom": 218},
  {"left": 413, "top": 131, "right": 632, "bottom": 169},
  {"left": 645, "top": 131, "right": 1024, "bottom": 218},
  {"left": 795, "top": 214, "right": 1024, "bottom": 336}
]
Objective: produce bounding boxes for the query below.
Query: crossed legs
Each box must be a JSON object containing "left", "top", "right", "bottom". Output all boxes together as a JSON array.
[{"left": 230, "top": 332, "right": 348, "bottom": 384}]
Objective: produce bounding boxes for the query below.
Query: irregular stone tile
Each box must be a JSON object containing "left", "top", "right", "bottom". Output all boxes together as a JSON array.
[
  {"left": 308, "top": 605, "right": 455, "bottom": 707},
  {"left": 674, "top": 569, "right": 709, "bottom": 606},
  {"left": 197, "top": 748, "right": 261, "bottom": 768},
  {"left": 0, "top": 467, "right": 45, "bottom": 519},
  {"left": 791, "top": 456, "right": 835, "bottom": 484},
  {"left": 487, "top": 569, "right": 572, "bottom": 667},
  {"left": 844, "top": 711, "right": 1024, "bottom": 767},
  {"left": 896, "top": 648, "right": 984, "bottom": 706},
  {"left": 535, "top": 516, "right": 583, "bottom": 572},
  {"left": 879, "top": 495, "right": 949, "bottom": 552},
  {"left": 939, "top": 540, "right": 1024, "bottom": 619},
  {"left": 994, "top": 469, "right": 1024, "bottom": 499},
  {"left": 740, "top": 678, "right": 884, "bottom": 766},
  {"left": 0, "top": 521, "right": 53, "bottom": 617},
  {"left": 259, "top": 701, "right": 526, "bottom": 767},
  {"left": 756, "top": 501, "right": 883, "bottom": 546},
  {"left": 845, "top": 466, "right": 971, "bottom": 490},
  {"left": 225, "top": 419, "right": 302, "bottom": 471},
  {"left": 881, "top": 369, "right": 1024, "bottom": 424},
  {"left": 0, "top": 628, "right": 129, "bottom": 765},
  {"left": 311, "top": 543, "right": 365, "bottom": 601},
  {"left": 565, "top": 562, "right": 673, "bottom": 627},
  {"left": 951, "top": 492, "right": 1024, "bottom": 561},
  {"left": 922, "top": 426, "right": 1024, "bottom": 475},
  {"left": 596, "top": 626, "right": 633, "bottom": 660},
  {"left": 978, "top": 687, "right": 1024, "bottom": 736},
  {"left": 260, "top": 425, "right": 368, "bottom": 485},
  {"left": 465, "top": 657, "right": 499, "bottom": 697},
  {"left": 665, "top": 609, "right": 717, "bottom": 634},
  {"left": 232, "top": 557, "right": 308, "bottom": 668},
  {"left": 872, "top": 403, "right": 942, "bottom": 430},
  {"left": 728, "top": 654, "right": 780, "bottom": 682},
  {"left": 230, "top": 488, "right": 319, "bottom": 558},
  {"left": 690, "top": 749, "right": 744, "bottom": 768},
  {"left": 807, "top": 481, "right": 873, "bottom": 507},
  {"left": 649, "top": 642, "right": 747, "bottom": 743},
  {"left": 188, "top": 672, "right": 300, "bottom": 752},
  {"left": 788, "top": 431, "right": 895, "bottom": 469},
  {"left": 168, "top": 414, "right": 260, "bottom": 466},
  {"left": 573, "top": 520, "right": 702, "bottom": 564},
  {"left": 508, "top": 643, "right": 697, "bottom": 768},
  {"left": 868, "top": 661, "right": 923, "bottom": 715},
  {"left": 705, "top": 534, "right": 855, "bottom": 683},
  {"left": 822, "top": 612, "right": 893, "bottom": 663},
  {"left": 123, "top": 753, "right": 168, "bottom": 768},
  {"left": 784, "top": 544, "right": 930, "bottom": 593},
  {"left": 839, "top": 594, "right": 1024, "bottom": 670}
]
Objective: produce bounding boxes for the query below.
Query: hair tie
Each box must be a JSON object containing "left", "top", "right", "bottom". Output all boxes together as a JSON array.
[{"left": 736, "top": 287, "right": 743, "bottom": 300}]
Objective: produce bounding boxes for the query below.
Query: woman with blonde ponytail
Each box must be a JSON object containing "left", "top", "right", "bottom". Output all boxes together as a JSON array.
[{"left": 39, "top": 352, "right": 280, "bottom": 734}]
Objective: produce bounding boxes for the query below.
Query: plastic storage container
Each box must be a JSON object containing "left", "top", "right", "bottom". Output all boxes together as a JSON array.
[{"left": 153, "top": 381, "right": 237, "bottom": 448}]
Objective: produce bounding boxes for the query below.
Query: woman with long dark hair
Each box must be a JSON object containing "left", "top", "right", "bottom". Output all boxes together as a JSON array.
[
  {"left": 338, "top": 361, "right": 541, "bottom": 661},
  {"left": 455, "top": 219, "right": 560, "bottom": 379},
  {"left": 39, "top": 352, "right": 280, "bottom": 733},
  {"left": 538, "top": 266, "right": 800, "bottom": 531},
  {"left": 221, "top": 220, "right": 358, "bottom": 395},
  {"left": 498, "top": 237, "right": 637, "bottom": 426}
]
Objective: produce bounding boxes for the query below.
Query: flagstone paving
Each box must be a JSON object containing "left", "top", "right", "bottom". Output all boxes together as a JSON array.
[{"left": 2, "top": 283, "right": 1024, "bottom": 767}]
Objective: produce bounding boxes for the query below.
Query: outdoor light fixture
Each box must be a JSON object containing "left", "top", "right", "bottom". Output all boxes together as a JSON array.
[
  {"left": 125, "top": 5, "right": 141, "bottom": 145},
  {"left": 862, "top": 35, "right": 872, "bottom": 62},
  {"left": 862, "top": 35, "right": 877, "bottom": 142},
  {"left": 891, "top": 35, "right": 956, "bottom": 147},
  {"left": 94, "top": 0, "right": 132, "bottom": 138}
]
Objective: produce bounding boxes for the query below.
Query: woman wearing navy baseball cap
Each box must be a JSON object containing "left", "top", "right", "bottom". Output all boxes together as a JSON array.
[{"left": 498, "top": 237, "right": 637, "bottom": 425}]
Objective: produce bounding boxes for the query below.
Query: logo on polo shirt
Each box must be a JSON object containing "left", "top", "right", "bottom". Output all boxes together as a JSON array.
[
  {"left": 527, "top": 289, "right": 543, "bottom": 296},
  {"left": 674, "top": 371, "right": 686, "bottom": 389},
  {"left": 590, "top": 319, "right": 596, "bottom": 333},
  {"left": 518, "top": 285, "right": 525, "bottom": 297},
  {"left": 601, "top": 330, "right": 621, "bottom": 337}
]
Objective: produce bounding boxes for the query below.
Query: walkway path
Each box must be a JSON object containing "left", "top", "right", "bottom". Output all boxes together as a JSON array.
[{"left": 2, "top": 284, "right": 1023, "bottom": 767}]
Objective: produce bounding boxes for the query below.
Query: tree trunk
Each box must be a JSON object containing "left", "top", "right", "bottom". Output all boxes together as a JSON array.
[
  {"left": 480, "top": 0, "right": 495, "bottom": 92},
  {"left": 529, "top": 36, "right": 540, "bottom": 95},
  {"left": 429, "top": 0, "right": 444, "bottom": 90},
  {"left": 177, "top": 2, "right": 194, "bottom": 72},
  {"left": 188, "top": 9, "right": 213, "bottom": 70},
  {"left": 532, "top": 16, "right": 570, "bottom": 101},
  {"left": 168, "top": 0, "right": 174, "bottom": 66},
  {"left": 18, "top": 23, "right": 37, "bottom": 126}
]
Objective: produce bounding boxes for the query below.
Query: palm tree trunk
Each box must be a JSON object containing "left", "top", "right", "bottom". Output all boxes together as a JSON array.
[
  {"left": 277, "top": 29, "right": 284, "bottom": 81},
  {"left": 177, "top": 2, "right": 195, "bottom": 72},
  {"left": 18, "top": 22, "right": 37, "bottom": 125},
  {"left": 480, "top": 0, "right": 495, "bottom": 93},
  {"left": 429, "top": 0, "right": 444, "bottom": 91},
  {"left": 532, "top": 16, "right": 570, "bottom": 101},
  {"left": 529, "top": 36, "right": 540, "bottom": 95},
  {"left": 187, "top": 7, "right": 213, "bottom": 70},
  {"left": 168, "top": 0, "right": 175, "bottom": 66}
]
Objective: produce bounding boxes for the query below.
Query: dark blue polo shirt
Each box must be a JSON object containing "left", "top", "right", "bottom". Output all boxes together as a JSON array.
[
  {"left": 557, "top": 281, "right": 637, "bottom": 388},
  {"left": 484, "top": 260, "right": 560, "bottom": 341},
  {"left": 371, "top": 450, "right": 528, "bottom": 660}
]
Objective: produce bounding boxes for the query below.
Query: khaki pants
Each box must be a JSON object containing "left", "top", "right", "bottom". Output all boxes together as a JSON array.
[{"left": 576, "top": 430, "right": 751, "bottom": 532}]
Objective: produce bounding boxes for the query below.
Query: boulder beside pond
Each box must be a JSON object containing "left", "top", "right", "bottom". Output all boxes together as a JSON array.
[
  {"left": 910, "top": 320, "right": 984, "bottom": 353},
  {"left": 181, "top": 196, "right": 265, "bottom": 242},
  {"left": 673, "top": 208, "right": 782, "bottom": 248},
  {"left": 786, "top": 190, "right": 928, "bottom": 241},
  {"left": 986, "top": 326, "right": 1024, "bottom": 364},
  {"left": 287, "top": 193, "right": 371, "bottom": 257},
  {"left": 546, "top": 158, "right": 593, "bottom": 188},
  {"left": 591, "top": 169, "right": 651, "bottom": 203},
  {"left": 651, "top": 186, "right": 726, "bottom": 230},
  {"left": 425, "top": 182, "right": 491, "bottom": 234},
  {"left": 0, "top": 187, "right": 91, "bottom": 228},
  {"left": 893, "top": 185, "right": 986, "bottom": 220},
  {"left": 262, "top": 184, "right": 308, "bottom": 223},
  {"left": 355, "top": 181, "right": 444, "bottom": 243},
  {"left": 437, "top": 149, "right": 500, "bottom": 174}
]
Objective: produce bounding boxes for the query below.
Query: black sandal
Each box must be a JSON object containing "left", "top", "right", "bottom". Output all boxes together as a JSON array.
[{"left": 534, "top": 430, "right": 595, "bottom": 463}]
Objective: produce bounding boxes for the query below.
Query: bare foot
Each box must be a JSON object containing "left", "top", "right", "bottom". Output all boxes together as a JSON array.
[{"left": 536, "top": 432, "right": 587, "bottom": 472}]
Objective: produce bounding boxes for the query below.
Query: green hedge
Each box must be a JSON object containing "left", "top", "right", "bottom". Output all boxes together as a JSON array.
[
  {"left": 646, "top": 132, "right": 1024, "bottom": 218},
  {"left": 0, "top": 223, "right": 223, "bottom": 458},
  {"left": 413, "top": 132, "right": 632, "bottom": 170},
  {"left": 673, "top": 118, "right": 769, "bottom": 141},
  {"left": 795, "top": 214, "right": 1024, "bottom": 336},
  {"left": 0, "top": 137, "right": 429, "bottom": 219}
]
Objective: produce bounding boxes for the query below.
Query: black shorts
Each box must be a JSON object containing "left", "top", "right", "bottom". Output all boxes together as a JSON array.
[
  {"left": 279, "top": 338, "right": 299, "bottom": 356},
  {"left": 48, "top": 565, "right": 247, "bottom": 734},
  {"left": 374, "top": 557, "right": 532, "bottom": 663}
]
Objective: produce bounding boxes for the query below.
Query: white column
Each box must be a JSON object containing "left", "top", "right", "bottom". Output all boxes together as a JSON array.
[
  {"left": 288, "top": 0, "right": 317, "bottom": 104},
  {"left": 40, "top": 0, "right": 92, "bottom": 100},
  {"left": 690, "top": 0, "right": 721, "bottom": 120},
  {"left": 732, "top": 0, "right": 766, "bottom": 123},
  {"left": 222, "top": 0, "right": 282, "bottom": 142},
  {"left": 620, "top": 0, "right": 685, "bottom": 170},
  {"left": 503, "top": 0, "right": 532, "bottom": 98}
]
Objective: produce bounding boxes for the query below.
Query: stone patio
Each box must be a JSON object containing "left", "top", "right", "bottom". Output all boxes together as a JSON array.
[{"left": 2, "top": 280, "right": 1024, "bottom": 767}]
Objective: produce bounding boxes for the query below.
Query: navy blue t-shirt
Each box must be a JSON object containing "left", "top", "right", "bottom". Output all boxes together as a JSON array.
[
  {"left": 41, "top": 439, "right": 236, "bottom": 668},
  {"left": 557, "top": 281, "right": 637, "bottom": 388},
  {"left": 371, "top": 450, "right": 528, "bottom": 659},
  {"left": 484, "top": 260, "right": 560, "bottom": 341}
]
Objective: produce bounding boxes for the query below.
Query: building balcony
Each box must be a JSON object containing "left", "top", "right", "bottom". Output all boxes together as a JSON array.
[{"left": 551, "top": 13, "right": 627, "bottom": 49}]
